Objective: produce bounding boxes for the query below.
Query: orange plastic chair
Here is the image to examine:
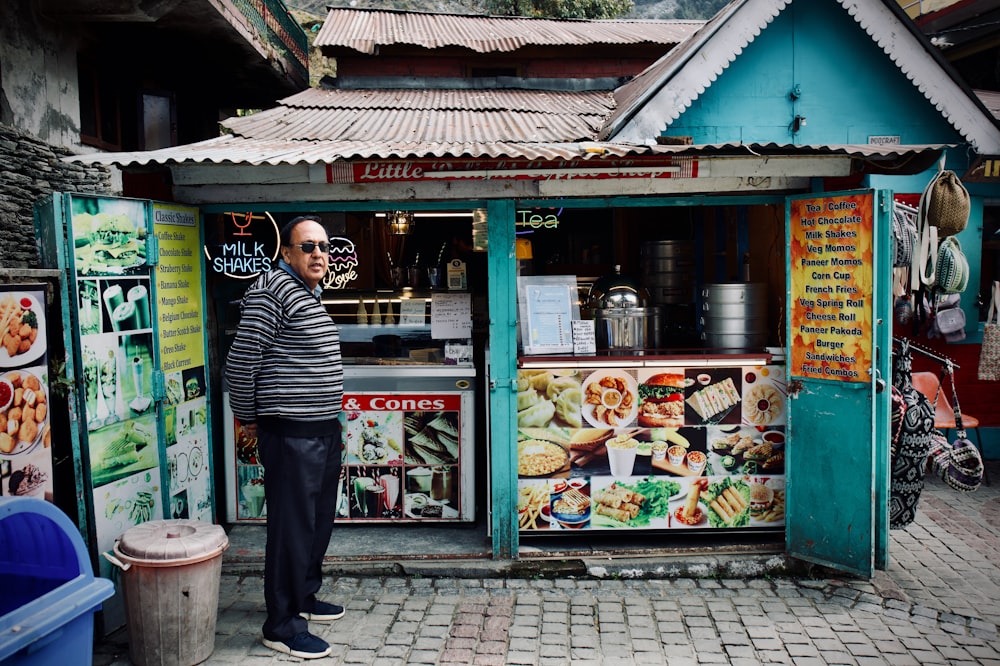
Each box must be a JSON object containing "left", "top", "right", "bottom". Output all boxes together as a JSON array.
[{"left": 911, "top": 371, "right": 988, "bottom": 485}]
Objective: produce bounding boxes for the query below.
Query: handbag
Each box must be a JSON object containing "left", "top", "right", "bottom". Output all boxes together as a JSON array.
[
  {"left": 930, "top": 293, "right": 965, "bottom": 342},
  {"left": 934, "top": 236, "right": 969, "bottom": 294},
  {"left": 892, "top": 204, "right": 917, "bottom": 268},
  {"left": 889, "top": 340, "right": 936, "bottom": 528},
  {"left": 979, "top": 281, "right": 1000, "bottom": 381},
  {"left": 928, "top": 363, "right": 983, "bottom": 492},
  {"left": 923, "top": 169, "right": 970, "bottom": 238}
]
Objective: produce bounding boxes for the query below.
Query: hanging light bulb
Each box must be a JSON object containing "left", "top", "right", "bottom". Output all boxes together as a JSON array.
[{"left": 385, "top": 210, "right": 414, "bottom": 235}]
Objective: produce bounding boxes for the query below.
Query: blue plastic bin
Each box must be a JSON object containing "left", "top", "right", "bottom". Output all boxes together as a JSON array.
[{"left": 0, "top": 497, "right": 114, "bottom": 666}]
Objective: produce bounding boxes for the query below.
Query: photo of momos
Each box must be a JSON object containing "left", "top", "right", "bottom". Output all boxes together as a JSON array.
[{"left": 516, "top": 369, "right": 581, "bottom": 429}]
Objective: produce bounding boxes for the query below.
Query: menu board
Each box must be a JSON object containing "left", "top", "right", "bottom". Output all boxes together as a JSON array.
[
  {"left": 517, "top": 276, "right": 578, "bottom": 355},
  {"left": 0, "top": 284, "right": 53, "bottom": 503},
  {"left": 153, "top": 203, "right": 212, "bottom": 522},
  {"left": 789, "top": 193, "right": 874, "bottom": 383},
  {"left": 515, "top": 365, "right": 786, "bottom": 532},
  {"left": 430, "top": 292, "right": 472, "bottom": 339}
]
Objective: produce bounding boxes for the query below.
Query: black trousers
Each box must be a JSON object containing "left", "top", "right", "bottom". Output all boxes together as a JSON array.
[{"left": 258, "top": 425, "right": 341, "bottom": 640}]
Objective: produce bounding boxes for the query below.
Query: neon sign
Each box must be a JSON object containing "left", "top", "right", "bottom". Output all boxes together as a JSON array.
[
  {"left": 203, "top": 212, "right": 280, "bottom": 279},
  {"left": 515, "top": 210, "right": 560, "bottom": 229},
  {"left": 322, "top": 237, "right": 359, "bottom": 290}
]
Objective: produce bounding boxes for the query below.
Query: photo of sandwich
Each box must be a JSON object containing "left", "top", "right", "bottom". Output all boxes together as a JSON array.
[{"left": 637, "top": 372, "right": 685, "bottom": 428}]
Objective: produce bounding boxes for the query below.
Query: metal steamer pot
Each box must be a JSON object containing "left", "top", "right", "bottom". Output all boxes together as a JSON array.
[
  {"left": 586, "top": 266, "right": 662, "bottom": 353},
  {"left": 700, "top": 282, "right": 768, "bottom": 351}
]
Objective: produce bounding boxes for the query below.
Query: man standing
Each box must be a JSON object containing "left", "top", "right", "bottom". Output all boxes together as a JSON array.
[{"left": 226, "top": 215, "right": 345, "bottom": 659}]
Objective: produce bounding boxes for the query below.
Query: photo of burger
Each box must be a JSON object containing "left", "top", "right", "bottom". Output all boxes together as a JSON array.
[
  {"left": 637, "top": 373, "right": 685, "bottom": 428},
  {"left": 748, "top": 482, "right": 775, "bottom": 518},
  {"left": 72, "top": 211, "right": 147, "bottom": 275}
]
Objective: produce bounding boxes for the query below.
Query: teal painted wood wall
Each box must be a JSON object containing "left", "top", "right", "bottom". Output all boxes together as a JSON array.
[{"left": 666, "top": 1, "right": 963, "bottom": 151}]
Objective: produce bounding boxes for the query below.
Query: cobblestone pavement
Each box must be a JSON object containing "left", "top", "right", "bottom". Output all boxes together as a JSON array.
[{"left": 93, "top": 463, "right": 1000, "bottom": 665}]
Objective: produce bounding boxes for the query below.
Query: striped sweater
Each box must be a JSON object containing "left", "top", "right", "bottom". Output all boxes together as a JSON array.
[{"left": 226, "top": 268, "right": 343, "bottom": 436}]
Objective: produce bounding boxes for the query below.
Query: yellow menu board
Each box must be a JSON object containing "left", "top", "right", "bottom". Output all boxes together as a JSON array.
[
  {"left": 153, "top": 204, "right": 205, "bottom": 371},
  {"left": 789, "top": 193, "right": 873, "bottom": 383}
]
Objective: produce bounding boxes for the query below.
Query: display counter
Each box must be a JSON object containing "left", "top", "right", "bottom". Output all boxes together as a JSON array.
[
  {"left": 222, "top": 289, "right": 477, "bottom": 525},
  {"left": 514, "top": 352, "right": 786, "bottom": 533}
]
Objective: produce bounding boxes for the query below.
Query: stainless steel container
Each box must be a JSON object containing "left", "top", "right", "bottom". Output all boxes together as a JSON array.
[
  {"left": 587, "top": 266, "right": 662, "bottom": 352},
  {"left": 641, "top": 240, "right": 694, "bottom": 305},
  {"left": 701, "top": 282, "right": 768, "bottom": 351},
  {"left": 593, "top": 307, "right": 663, "bottom": 353}
]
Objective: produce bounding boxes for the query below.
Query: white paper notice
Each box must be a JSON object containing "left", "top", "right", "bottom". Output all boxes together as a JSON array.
[
  {"left": 398, "top": 298, "right": 426, "bottom": 326},
  {"left": 523, "top": 283, "right": 574, "bottom": 353},
  {"left": 431, "top": 292, "right": 472, "bottom": 339},
  {"left": 572, "top": 319, "right": 596, "bottom": 355}
]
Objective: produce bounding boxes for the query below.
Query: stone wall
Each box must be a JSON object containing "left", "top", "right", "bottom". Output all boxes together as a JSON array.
[{"left": 0, "top": 122, "right": 113, "bottom": 268}]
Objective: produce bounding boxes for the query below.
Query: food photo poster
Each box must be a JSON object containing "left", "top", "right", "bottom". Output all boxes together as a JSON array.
[
  {"left": 0, "top": 284, "right": 54, "bottom": 502},
  {"left": 516, "top": 365, "right": 786, "bottom": 532}
]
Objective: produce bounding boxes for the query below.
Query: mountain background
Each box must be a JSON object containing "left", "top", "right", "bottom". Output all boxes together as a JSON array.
[{"left": 286, "top": 0, "right": 729, "bottom": 21}]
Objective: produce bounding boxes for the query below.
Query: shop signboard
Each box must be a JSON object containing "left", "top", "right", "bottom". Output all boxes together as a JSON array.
[
  {"left": 226, "top": 389, "right": 474, "bottom": 523},
  {"left": 514, "top": 364, "right": 786, "bottom": 532},
  {"left": 789, "top": 192, "right": 873, "bottom": 384},
  {"left": 35, "top": 193, "right": 215, "bottom": 631},
  {"left": 0, "top": 284, "right": 53, "bottom": 502}
]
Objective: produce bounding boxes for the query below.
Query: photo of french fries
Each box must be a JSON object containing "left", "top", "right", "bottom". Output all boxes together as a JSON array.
[
  {"left": 517, "top": 481, "right": 550, "bottom": 530},
  {"left": 758, "top": 487, "right": 785, "bottom": 524}
]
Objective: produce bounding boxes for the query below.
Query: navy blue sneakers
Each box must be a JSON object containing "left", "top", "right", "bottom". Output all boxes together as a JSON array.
[
  {"left": 303, "top": 600, "right": 346, "bottom": 621},
  {"left": 262, "top": 631, "right": 331, "bottom": 659}
]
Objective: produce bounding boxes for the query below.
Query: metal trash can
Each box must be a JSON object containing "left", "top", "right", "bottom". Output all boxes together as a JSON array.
[{"left": 105, "top": 520, "right": 228, "bottom": 666}]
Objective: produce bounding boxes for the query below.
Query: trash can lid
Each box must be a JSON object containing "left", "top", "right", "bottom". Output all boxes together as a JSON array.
[{"left": 117, "top": 519, "right": 228, "bottom": 565}]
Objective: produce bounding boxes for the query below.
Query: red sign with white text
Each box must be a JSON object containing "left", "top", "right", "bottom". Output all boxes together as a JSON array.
[
  {"left": 326, "top": 157, "right": 699, "bottom": 183},
  {"left": 341, "top": 393, "right": 462, "bottom": 412}
]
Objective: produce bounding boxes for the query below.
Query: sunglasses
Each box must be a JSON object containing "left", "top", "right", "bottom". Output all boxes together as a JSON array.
[{"left": 288, "top": 241, "right": 331, "bottom": 254}]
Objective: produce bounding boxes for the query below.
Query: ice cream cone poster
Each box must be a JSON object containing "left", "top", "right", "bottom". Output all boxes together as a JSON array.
[{"left": 789, "top": 193, "right": 873, "bottom": 384}]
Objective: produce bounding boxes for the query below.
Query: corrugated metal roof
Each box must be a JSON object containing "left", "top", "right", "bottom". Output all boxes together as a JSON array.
[
  {"left": 314, "top": 7, "right": 704, "bottom": 55},
  {"left": 976, "top": 89, "right": 1000, "bottom": 119},
  {"left": 68, "top": 136, "right": 947, "bottom": 168},
  {"left": 222, "top": 88, "right": 613, "bottom": 143}
]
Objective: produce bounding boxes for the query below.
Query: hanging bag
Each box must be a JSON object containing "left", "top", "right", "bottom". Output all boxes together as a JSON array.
[
  {"left": 889, "top": 340, "right": 936, "bottom": 528},
  {"left": 978, "top": 281, "right": 1000, "bottom": 381},
  {"left": 934, "top": 236, "right": 969, "bottom": 295},
  {"left": 912, "top": 163, "right": 970, "bottom": 293},
  {"left": 892, "top": 203, "right": 918, "bottom": 268},
  {"left": 923, "top": 170, "right": 970, "bottom": 238},
  {"left": 928, "top": 362, "right": 983, "bottom": 492},
  {"left": 929, "top": 293, "right": 966, "bottom": 342}
]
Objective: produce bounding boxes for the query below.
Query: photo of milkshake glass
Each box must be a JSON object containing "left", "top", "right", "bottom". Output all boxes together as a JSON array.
[
  {"left": 431, "top": 466, "right": 454, "bottom": 503},
  {"left": 353, "top": 476, "right": 375, "bottom": 516},
  {"left": 111, "top": 301, "right": 139, "bottom": 332},
  {"left": 242, "top": 478, "right": 266, "bottom": 518},
  {"left": 102, "top": 283, "right": 124, "bottom": 323},
  {"left": 380, "top": 473, "right": 400, "bottom": 513},
  {"left": 127, "top": 284, "right": 150, "bottom": 329},
  {"left": 365, "top": 484, "right": 386, "bottom": 518},
  {"left": 606, "top": 434, "right": 639, "bottom": 478}
]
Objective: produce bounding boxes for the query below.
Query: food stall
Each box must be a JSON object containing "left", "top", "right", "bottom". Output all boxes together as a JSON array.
[
  {"left": 516, "top": 208, "right": 787, "bottom": 537},
  {"left": 209, "top": 210, "right": 479, "bottom": 524}
]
